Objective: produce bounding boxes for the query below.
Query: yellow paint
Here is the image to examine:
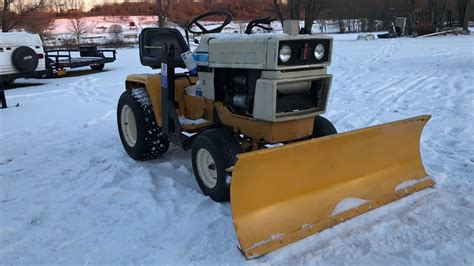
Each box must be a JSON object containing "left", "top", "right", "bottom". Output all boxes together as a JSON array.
[
  {"left": 230, "top": 115, "right": 435, "bottom": 259},
  {"left": 57, "top": 69, "right": 66, "bottom": 76},
  {"left": 125, "top": 74, "right": 198, "bottom": 127}
]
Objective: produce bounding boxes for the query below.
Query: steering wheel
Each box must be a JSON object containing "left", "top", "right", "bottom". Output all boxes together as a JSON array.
[
  {"left": 245, "top": 17, "right": 276, "bottom": 34},
  {"left": 187, "top": 11, "right": 233, "bottom": 34}
]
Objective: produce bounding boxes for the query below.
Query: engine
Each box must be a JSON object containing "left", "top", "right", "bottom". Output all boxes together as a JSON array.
[{"left": 214, "top": 69, "right": 261, "bottom": 117}]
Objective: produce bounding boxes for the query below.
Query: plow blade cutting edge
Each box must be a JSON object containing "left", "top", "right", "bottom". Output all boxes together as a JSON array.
[{"left": 230, "top": 115, "right": 435, "bottom": 259}]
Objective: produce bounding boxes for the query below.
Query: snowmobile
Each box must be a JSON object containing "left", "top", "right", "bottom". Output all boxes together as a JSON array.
[{"left": 116, "top": 11, "right": 434, "bottom": 259}]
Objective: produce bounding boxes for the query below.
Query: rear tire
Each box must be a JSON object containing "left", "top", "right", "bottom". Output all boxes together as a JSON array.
[
  {"left": 191, "top": 128, "right": 241, "bottom": 202},
  {"left": 90, "top": 63, "right": 105, "bottom": 71},
  {"left": 117, "top": 88, "right": 169, "bottom": 160},
  {"left": 312, "top": 115, "right": 337, "bottom": 138}
]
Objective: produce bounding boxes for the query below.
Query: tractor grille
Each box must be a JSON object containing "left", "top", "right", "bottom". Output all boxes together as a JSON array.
[{"left": 275, "top": 77, "right": 330, "bottom": 118}]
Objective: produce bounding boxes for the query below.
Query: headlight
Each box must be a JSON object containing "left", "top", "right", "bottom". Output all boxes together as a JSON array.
[
  {"left": 314, "top": 43, "right": 325, "bottom": 60},
  {"left": 279, "top": 45, "right": 292, "bottom": 62}
]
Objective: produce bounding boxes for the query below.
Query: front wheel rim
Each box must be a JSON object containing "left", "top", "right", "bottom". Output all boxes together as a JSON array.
[
  {"left": 196, "top": 148, "right": 218, "bottom": 189},
  {"left": 120, "top": 104, "right": 138, "bottom": 147}
]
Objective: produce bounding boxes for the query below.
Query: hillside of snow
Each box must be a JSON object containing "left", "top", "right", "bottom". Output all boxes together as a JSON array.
[{"left": 1, "top": 33, "right": 473, "bottom": 264}]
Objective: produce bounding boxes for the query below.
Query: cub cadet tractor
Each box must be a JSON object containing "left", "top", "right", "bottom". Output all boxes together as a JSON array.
[{"left": 117, "top": 11, "right": 434, "bottom": 259}]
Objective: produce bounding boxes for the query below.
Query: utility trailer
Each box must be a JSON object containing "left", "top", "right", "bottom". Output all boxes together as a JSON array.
[{"left": 44, "top": 46, "right": 116, "bottom": 77}]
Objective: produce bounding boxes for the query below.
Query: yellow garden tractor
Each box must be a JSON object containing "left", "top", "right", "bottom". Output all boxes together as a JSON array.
[{"left": 117, "top": 11, "right": 434, "bottom": 259}]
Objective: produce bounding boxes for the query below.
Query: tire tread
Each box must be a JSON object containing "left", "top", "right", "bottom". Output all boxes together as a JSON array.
[{"left": 117, "top": 88, "right": 169, "bottom": 160}]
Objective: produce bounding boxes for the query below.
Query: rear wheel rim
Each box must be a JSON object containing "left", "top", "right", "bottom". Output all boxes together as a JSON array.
[
  {"left": 196, "top": 148, "right": 218, "bottom": 189},
  {"left": 120, "top": 105, "right": 137, "bottom": 147}
]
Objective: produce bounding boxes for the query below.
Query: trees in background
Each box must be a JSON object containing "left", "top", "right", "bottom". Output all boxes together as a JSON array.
[
  {"left": 89, "top": 2, "right": 155, "bottom": 16},
  {"left": 106, "top": 23, "right": 125, "bottom": 46},
  {"left": 1, "top": 0, "right": 47, "bottom": 32},
  {"left": 51, "top": 0, "right": 84, "bottom": 13},
  {"left": 63, "top": 0, "right": 474, "bottom": 35},
  {"left": 405, "top": 0, "right": 471, "bottom": 34},
  {"left": 68, "top": 15, "right": 89, "bottom": 45},
  {"left": 20, "top": 9, "right": 55, "bottom": 40},
  {"left": 108, "top": 24, "right": 123, "bottom": 42},
  {"left": 0, "top": 0, "right": 471, "bottom": 35},
  {"left": 458, "top": 0, "right": 472, "bottom": 30},
  {"left": 156, "top": 0, "right": 173, "bottom": 28},
  {"left": 272, "top": 0, "right": 324, "bottom": 34}
]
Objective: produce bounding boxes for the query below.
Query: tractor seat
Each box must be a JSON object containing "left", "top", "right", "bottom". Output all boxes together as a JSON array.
[{"left": 139, "top": 28, "right": 189, "bottom": 69}]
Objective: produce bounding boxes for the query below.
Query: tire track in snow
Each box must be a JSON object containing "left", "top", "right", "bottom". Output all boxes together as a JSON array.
[
  {"left": 369, "top": 38, "right": 399, "bottom": 64},
  {"left": 421, "top": 67, "right": 474, "bottom": 181},
  {"left": 329, "top": 39, "right": 401, "bottom": 128},
  {"left": 365, "top": 70, "right": 442, "bottom": 125}
]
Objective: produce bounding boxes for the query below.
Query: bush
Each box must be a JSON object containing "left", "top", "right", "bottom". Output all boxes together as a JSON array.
[{"left": 108, "top": 24, "right": 124, "bottom": 41}]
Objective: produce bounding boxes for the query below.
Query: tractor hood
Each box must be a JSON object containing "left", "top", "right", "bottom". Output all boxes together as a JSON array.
[{"left": 193, "top": 33, "right": 333, "bottom": 71}]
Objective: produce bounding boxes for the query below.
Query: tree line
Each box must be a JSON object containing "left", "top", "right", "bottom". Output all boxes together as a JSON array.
[{"left": 1, "top": 0, "right": 472, "bottom": 35}]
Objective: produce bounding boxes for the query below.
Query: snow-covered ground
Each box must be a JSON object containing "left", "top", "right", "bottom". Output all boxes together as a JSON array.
[{"left": 1, "top": 34, "right": 473, "bottom": 264}]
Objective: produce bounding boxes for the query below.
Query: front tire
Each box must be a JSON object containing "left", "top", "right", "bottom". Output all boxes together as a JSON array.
[
  {"left": 191, "top": 128, "right": 241, "bottom": 202},
  {"left": 117, "top": 88, "right": 169, "bottom": 160},
  {"left": 312, "top": 115, "right": 337, "bottom": 138}
]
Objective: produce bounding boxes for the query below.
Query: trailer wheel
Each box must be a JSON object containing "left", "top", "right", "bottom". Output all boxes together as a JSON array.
[
  {"left": 192, "top": 128, "right": 241, "bottom": 202},
  {"left": 41, "top": 58, "right": 54, "bottom": 78},
  {"left": 312, "top": 115, "right": 337, "bottom": 138},
  {"left": 117, "top": 88, "right": 169, "bottom": 160},
  {"left": 90, "top": 63, "right": 105, "bottom": 71},
  {"left": 2, "top": 79, "right": 15, "bottom": 86}
]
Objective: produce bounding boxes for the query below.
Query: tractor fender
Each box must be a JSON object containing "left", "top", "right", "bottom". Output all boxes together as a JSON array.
[
  {"left": 125, "top": 74, "right": 166, "bottom": 127},
  {"left": 125, "top": 73, "right": 197, "bottom": 127}
]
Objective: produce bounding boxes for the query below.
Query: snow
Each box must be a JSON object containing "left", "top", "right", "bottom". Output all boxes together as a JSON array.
[
  {"left": 395, "top": 176, "right": 432, "bottom": 192},
  {"left": 178, "top": 116, "right": 209, "bottom": 126},
  {"left": 1, "top": 33, "right": 474, "bottom": 264},
  {"left": 245, "top": 233, "right": 286, "bottom": 255},
  {"left": 52, "top": 16, "right": 159, "bottom": 35},
  {"left": 331, "top": 197, "right": 369, "bottom": 216}
]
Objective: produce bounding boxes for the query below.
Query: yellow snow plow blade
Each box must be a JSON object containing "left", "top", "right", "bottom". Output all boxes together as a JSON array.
[{"left": 230, "top": 115, "right": 434, "bottom": 259}]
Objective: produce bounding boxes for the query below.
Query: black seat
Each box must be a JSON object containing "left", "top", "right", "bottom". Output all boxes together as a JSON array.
[{"left": 139, "top": 28, "right": 189, "bottom": 69}]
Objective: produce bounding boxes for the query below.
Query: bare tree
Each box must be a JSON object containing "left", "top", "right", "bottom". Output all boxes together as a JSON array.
[
  {"left": 156, "top": 0, "right": 172, "bottom": 28},
  {"left": 436, "top": 0, "right": 448, "bottom": 30},
  {"left": 272, "top": 0, "right": 324, "bottom": 34},
  {"left": 458, "top": 0, "right": 472, "bottom": 30},
  {"left": 108, "top": 24, "right": 123, "bottom": 41},
  {"left": 428, "top": 0, "right": 436, "bottom": 24},
  {"left": 272, "top": 0, "right": 285, "bottom": 23},
  {"left": 20, "top": 9, "right": 55, "bottom": 41},
  {"left": 64, "top": 0, "right": 84, "bottom": 11},
  {"left": 303, "top": 0, "right": 324, "bottom": 34},
  {"left": 407, "top": 0, "right": 417, "bottom": 35},
  {"left": 68, "top": 16, "right": 89, "bottom": 46},
  {"left": 288, "top": 0, "right": 302, "bottom": 19},
  {"left": 1, "top": 0, "right": 46, "bottom": 32}
]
